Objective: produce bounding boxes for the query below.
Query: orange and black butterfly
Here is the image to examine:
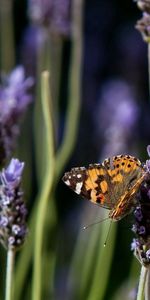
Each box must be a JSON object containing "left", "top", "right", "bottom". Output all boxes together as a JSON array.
[{"left": 62, "top": 155, "right": 146, "bottom": 221}]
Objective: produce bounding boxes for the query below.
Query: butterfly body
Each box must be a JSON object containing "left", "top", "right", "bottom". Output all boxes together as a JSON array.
[{"left": 62, "top": 155, "right": 146, "bottom": 221}]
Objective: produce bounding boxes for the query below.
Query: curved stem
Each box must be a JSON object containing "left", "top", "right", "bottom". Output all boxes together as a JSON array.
[
  {"left": 5, "top": 249, "right": 15, "bottom": 300},
  {"left": 31, "top": 71, "right": 55, "bottom": 300}
]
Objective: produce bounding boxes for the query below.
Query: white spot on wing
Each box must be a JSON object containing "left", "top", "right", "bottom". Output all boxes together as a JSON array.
[
  {"left": 75, "top": 182, "right": 83, "bottom": 194},
  {"left": 77, "top": 174, "right": 82, "bottom": 178},
  {"left": 65, "top": 180, "right": 71, "bottom": 186}
]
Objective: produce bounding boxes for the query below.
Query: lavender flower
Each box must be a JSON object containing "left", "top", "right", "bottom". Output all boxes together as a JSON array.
[
  {"left": 135, "top": 1, "right": 150, "bottom": 41},
  {"left": 131, "top": 238, "right": 140, "bottom": 251},
  {"left": 0, "top": 158, "right": 27, "bottom": 250},
  {"left": 28, "top": 0, "right": 71, "bottom": 37},
  {"left": 0, "top": 66, "right": 34, "bottom": 164},
  {"left": 131, "top": 146, "right": 150, "bottom": 266},
  {"left": 135, "top": 0, "right": 150, "bottom": 14},
  {"left": 134, "top": 206, "right": 143, "bottom": 221},
  {"left": 136, "top": 12, "right": 150, "bottom": 42}
]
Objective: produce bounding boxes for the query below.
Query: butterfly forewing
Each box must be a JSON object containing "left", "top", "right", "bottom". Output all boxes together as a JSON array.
[{"left": 63, "top": 164, "right": 113, "bottom": 209}]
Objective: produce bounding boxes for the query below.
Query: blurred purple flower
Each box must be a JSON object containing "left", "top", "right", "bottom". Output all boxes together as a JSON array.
[
  {"left": 95, "top": 80, "right": 139, "bottom": 158},
  {"left": 0, "top": 66, "right": 33, "bottom": 117},
  {"left": 0, "top": 158, "right": 27, "bottom": 250},
  {"left": 28, "top": 0, "right": 71, "bottom": 37},
  {"left": 21, "top": 26, "right": 38, "bottom": 77},
  {"left": 0, "top": 66, "right": 34, "bottom": 163}
]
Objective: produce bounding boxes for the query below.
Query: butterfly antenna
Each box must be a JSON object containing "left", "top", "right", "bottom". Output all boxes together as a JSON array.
[
  {"left": 104, "top": 219, "right": 113, "bottom": 247},
  {"left": 83, "top": 216, "right": 109, "bottom": 230}
]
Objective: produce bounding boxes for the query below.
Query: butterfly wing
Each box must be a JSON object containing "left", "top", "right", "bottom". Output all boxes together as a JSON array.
[
  {"left": 62, "top": 163, "right": 114, "bottom": 209},
  {"left": 105, "top": 155, "right": 146, "bottom": 219},
  {"left": 62, "top": 155, "right": 146, "bottom": 218}
]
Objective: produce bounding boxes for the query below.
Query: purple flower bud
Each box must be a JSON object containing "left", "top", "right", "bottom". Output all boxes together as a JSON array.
[
  {"left": 12, "top": 224, "right": 21, "bottom": 235},
  {"left": 0, "top": 158, "right": 27, "bottom": 250},
  {"left": 0, "top": 216, "right": 8, "bottom": 227},
  {"left": 147, "top": 145, "right": 150, "bottom": 157},
  {"left": 8, "top": 237, "right": 15, "bottom": 246},
  {"left": 134, "top": 206, "right": 143, "bottom": 221},
  {"left": 135, "top": 0, "right": 150, "bottom": 14},
  {"left": 136, "top": 12, "right": 150, "bottom": 42},
  {"left": 1, "top": 159, "right": 24, "bottom": 188},
  {"left": 146, "top": 249, "right": 150, "bottom": 259},
  {"left": 146, "top": 159, "right": 150, "bottom": 173},
  {"left": 132, "top": 224, "right": 138, "bottom": 233},
  {"left": 138, "top": 226, "right": 146, "bottom": 235},
  {"left": 131, "top": 238, "right": 140, "bottom": 251}
]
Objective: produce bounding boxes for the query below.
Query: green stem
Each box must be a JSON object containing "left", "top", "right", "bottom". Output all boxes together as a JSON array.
[
  {"left": 87, "top": 222, "right": 117, "bottom": 300},
  {"left": 137, "top": 265, "right": 148, "bottom": 300},
  {"left": 49, "top": 35, "right": 63, "bottom": 132},
  {"left": 5, "top": 249, "right": 15, "bottom": 300},
  {"left": 31, "top": 71, "right": 55, "bottom": 300},
  {"left": 145, "top": 267, "right": 150, "bottom": 300},
  {"left": 55, "top": 0, "right": 83, "bottom": 178},
  {"left": 14, "top": 207, "right": 37, "bottom": 300}
]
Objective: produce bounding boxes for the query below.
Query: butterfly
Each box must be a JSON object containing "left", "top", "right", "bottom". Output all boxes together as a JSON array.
[{"left": 62, "top": 155, "right": 146, "bottom": 221}]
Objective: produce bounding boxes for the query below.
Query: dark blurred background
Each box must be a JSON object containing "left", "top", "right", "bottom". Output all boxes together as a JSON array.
[{"left": 3, "top": 0, "right": 150, "bottom": 299}]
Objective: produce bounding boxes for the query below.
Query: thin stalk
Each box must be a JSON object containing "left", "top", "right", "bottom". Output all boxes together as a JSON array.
[
  {"left": 14, "top": 212, "right": 35, "bottom": 300},
  {"left": 31, "top": 71, "right": 55, "bottom": 300},
  {"left": 14, "top": 197, "right": 56, "bottom": 300},
  {"left": 87, "top": 222, "right": 117, "bottom": 300},
  {"left": 49, "top": 35, "right": 63, "bottom": 132},
  {"left": 145, "top": 267, "right": 150, "bottom": 300},
  {"left": 5, "top": 249, "right": 15, "bottom": 300},
  {"left": 55, "top": 0, "right": 83, "bottom": 177},
  {"left": 137, "top": 265, "right": 148, "bottom": 300}
]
